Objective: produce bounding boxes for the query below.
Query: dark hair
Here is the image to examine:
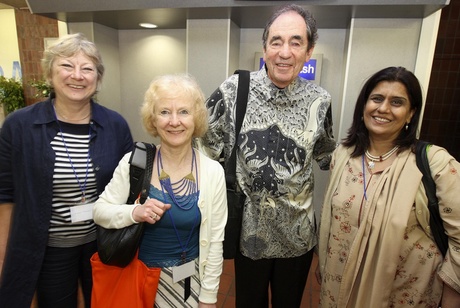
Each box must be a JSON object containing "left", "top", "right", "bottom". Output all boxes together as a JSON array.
[
  {"left": 262, "top": 4, "right": 318, "bottom": 51},
  {"left": 343, "top": 66, "right": 422, "bottom": 157}
]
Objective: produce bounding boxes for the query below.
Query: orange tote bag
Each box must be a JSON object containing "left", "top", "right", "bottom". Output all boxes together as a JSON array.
[{"left": 91, "top": 251, "right": 161, "bottom": 308}]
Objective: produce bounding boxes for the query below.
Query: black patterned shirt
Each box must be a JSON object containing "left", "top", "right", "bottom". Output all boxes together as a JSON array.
[{"left": 197, "top": 67, "right": 336, "bottom": 259}]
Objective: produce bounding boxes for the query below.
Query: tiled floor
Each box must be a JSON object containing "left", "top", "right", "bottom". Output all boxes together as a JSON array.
[{"left": 217, "top": 254, "right": 321, "bottom": 307}]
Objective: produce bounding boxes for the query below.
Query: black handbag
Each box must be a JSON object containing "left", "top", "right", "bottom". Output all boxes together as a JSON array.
[
  {"left": 96, "top": 142, "right": 156, "bottom": 267},
  {"left": 222, "top": 70, "right": 250, "bottom": 259}
]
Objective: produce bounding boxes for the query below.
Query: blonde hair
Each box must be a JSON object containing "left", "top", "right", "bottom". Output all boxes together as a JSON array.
[
  {"left": 141, "top": 74, "right": 208, "bottom": 138},
  {"left": 41, "top": 33, "right": 104, "bottom": 88}
]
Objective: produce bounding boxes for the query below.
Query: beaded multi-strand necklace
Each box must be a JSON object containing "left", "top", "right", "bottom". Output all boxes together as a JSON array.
[{"left": 157, "top": 148, "right": 199, "bottom": 210}]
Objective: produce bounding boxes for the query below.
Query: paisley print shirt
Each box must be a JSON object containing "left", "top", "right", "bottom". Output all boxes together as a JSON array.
[{"left": 197, "top": 67, "right": 336, "bottom": 259}]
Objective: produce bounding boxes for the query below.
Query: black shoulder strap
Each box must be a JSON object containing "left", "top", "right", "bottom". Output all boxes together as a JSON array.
[
  {"left": 127, "top": 142, "right": 156, "bottom": 204},
  {"left": 226, "top": 70, "right": 250, "bottom": 189},
  {"left": 234, "top": 70, "right": 250, "bottom": 141},
  {"left": 415, "top": 140, "right": 448, "bottom": 256}
]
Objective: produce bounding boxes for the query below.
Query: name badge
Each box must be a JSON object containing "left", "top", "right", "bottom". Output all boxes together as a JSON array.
[
  {"left": 70, "top": 202, "right": 94, "bottom": 223},
  {"left": 172, "top": 261, "right": 195, "bottom": 283}
]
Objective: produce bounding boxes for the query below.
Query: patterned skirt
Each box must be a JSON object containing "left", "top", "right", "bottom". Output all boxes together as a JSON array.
[{"left": 154, "top": 259, "right": 201, "bottom": 308}]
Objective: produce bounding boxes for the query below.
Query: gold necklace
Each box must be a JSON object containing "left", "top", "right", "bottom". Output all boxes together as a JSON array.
[
  {"left": 365, "top": 146, "right": 399, "bottom": 169},
  {"left": 57, "top": 112, "right": 91, "bottom": 122},
  {"left": 54, "top": 105, "right": 91, "bottom": 122}
]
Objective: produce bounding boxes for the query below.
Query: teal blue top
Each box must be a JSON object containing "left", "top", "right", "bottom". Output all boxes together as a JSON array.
[{"left": 139, "top": 185, "right": 200, "bottom": 268}]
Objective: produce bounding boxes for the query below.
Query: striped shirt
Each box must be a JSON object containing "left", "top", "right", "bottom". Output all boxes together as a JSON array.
[{"left": 48, "top": 122, "right": 97, "bottom": 247}]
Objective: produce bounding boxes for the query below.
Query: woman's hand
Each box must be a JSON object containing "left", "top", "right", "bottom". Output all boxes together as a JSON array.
[
  {"left": 132, "top": 198, "right": 171, "bottom": 224},
  {"left": 315, "top": 263, "right": 322, "bottom": 285}
]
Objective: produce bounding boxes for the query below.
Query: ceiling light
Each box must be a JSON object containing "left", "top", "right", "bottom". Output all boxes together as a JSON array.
[{"left": 139, "top": 23, "right": 158, "bottom": 29}]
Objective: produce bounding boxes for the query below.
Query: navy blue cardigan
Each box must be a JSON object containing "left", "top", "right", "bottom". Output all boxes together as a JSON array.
[{"left": 0, "top": 98, "right": 133, "bottom": 306}]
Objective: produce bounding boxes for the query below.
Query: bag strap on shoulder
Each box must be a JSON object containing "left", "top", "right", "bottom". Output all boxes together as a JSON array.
[
  {"left": 415, "top": 140, "right": 448, "bottom": 256},
  {"left": 127, "top": 142, "right": 156, "bottom": 204},
  {"left": 226, "top": 70, "right": 250, "bottom": 189},
  {"left": 233, "top": 70, "right": 250, "bottom": 143}
]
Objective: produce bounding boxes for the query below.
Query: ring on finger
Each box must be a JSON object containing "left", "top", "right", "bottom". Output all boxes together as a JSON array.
[{"left": 152, "top": 213, "right": 158, "bottom": 220}]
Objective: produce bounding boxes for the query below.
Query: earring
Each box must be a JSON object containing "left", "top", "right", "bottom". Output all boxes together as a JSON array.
[{"left": 405, "top": 123, "right": 409, "bottom": 131}]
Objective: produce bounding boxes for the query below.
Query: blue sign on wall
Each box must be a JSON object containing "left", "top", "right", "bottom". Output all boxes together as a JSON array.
[{"left": 259, "top": 58, "right": 317, "bottom": 80}]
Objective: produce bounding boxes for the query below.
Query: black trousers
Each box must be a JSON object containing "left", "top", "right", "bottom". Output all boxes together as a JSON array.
[
  {"left": 36, "top": 240, "right": 97, "bottom": 308},
  {"left": 234, "top": 248, "right": 314, "bottom": 308}
]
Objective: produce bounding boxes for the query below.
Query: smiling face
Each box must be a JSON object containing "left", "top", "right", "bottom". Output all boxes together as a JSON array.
[
  {"left": 363, "top": 81, "right": 415, "bottom": 143},
  {"left": 263, "top": 11, "right": 313, "bottom": 88},
  {"left": 154, "top": 93, "right": 196, "bottom": 149},
  {"left": 51, "top": 51, "right": 98, "bottom": 105}
]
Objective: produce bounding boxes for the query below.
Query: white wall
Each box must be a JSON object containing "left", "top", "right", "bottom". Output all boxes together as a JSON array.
[
  {"left": 0, "top": 9, "right": 21, "bottom": 125},
  {"left": 187, "top": 19, "right": 235, "bottom": 97},
  {"left": 338, "top": 18, "right": 422, "bottom": 140},
  {"left": 93, "top": 23, "right": 122, "bottom": 113},
  {"left": 415, "top": 11, "right": 442, "bottom": 134},
  {"left": 0, "top": 10, "right": 20, "bottom": 78},
  {"left": 228, "top": 21, "right": 241, "bottom": 78},
  {"left": 118, "top": 29, "right": 187, "bottom": 142}
]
